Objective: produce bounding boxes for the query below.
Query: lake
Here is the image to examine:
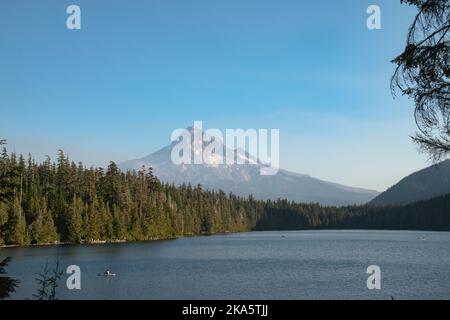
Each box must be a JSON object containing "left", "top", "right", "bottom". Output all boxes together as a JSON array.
[{"left": 1, "top": 230, "right": 450, "bottom": 300}]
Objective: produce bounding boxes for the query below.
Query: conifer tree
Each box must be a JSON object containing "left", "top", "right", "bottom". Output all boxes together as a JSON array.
[
  {"left": 0, "top": 203, "right": 7, "bottom": 246},
  {"left": 66, "top": 195, "right": 84, "bottom": 243},
  {"left": 112, "top": 206, "right": 127, "bottom": 240},
  {"left": 4, "top": 197, "right": 28, "bottom": 245},
  {"left": 85, "top": 197, "right": 101, "bottom": 242},
  {"left": 29, "top": 198, "right": 58, "bottom": 244},
  {"left": 100, "top": 204, "right": 114, "bottom": 240}
]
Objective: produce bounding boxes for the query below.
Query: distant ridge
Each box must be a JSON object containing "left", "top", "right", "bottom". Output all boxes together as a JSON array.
[{"left": 370, "top": 159, "right": 450, "bottom": 206}]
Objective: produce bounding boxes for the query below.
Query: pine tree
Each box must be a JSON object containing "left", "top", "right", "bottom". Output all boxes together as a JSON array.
[
  {"left": 4, "top": 197, "right": 28, "bottom": 245},
  {"left": 101, "top": 204, "right": 114, "bottom": 240},
  {"left": 112, "top": 206, "right": 126, "bottom": 240},
  {"left": 0, "top": 203, "right": 8, "bottom": 246},
  {"left": 0, "top": 147, "right": 16, "bottom": 203},
  {"left": 66, "top": 195, "right": 84, "bottom": 243},
  {"left": 103, "top": 162, "right": 121, "bottom": 208},
  {"left": 85, "top": 197, "right": 101, "bottom": 242},
  {"left": 29, "top": 198, "right": 58, "bottom": 244}
]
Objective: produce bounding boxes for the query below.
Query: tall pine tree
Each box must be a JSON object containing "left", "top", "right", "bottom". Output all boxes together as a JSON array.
[{"left": 4, "top": 198, "right": 28, "bottom": 245}]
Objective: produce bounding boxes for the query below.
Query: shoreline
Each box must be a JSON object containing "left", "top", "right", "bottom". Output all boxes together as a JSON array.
[
  {"left": 0, "top": 237, "right": 174, "bottom": 249},
  {"left": 1, "top": 228, "right": 449, "bottom": 249},
  {"left": 0, "top": 230, "right": 242, "bottom": 249}
]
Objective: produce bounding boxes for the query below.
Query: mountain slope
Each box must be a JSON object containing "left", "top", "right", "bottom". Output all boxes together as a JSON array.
[
  {"left": 120, "top": 129, "right": 379, "bottom": 206},
  {"left": 370, "top": 159, "right": 450, "bottom": 206}
]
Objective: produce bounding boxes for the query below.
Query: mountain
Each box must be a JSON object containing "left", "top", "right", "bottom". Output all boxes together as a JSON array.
[
  {"left": 370, "top": 159, "right": 450, "bottom": 206},
  {"left": 120, "top": 127, "right": 379, "bottom": 206}
]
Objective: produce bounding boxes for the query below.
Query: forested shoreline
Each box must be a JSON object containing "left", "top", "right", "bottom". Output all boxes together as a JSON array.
[{"left": 1, "top": 145, "right": 449, "bottom": 247}]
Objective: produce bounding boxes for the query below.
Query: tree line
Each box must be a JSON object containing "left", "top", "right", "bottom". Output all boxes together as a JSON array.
[
  {"left": 255, "top": 196, "right": 450, "bottom": 231},
  {"left": 0, "top": 145, "right": 449, "bottom": 247},
  {"left": 0, "top": 146, "right": 260, "bottom": 246}
]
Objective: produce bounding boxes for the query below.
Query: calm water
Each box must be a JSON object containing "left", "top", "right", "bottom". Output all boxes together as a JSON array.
[{"left": 1, "top": 230, "right": 450, "bottom": 300}]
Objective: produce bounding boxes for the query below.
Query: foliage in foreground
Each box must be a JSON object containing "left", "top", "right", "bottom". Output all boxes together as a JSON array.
[
  {"left": 33, "top": 259, "right": 63, "bottom": 300},
  {"left": 0, "top": 257, "right": 19, "bottom": 300},
  {"left": 392, "top": 0, "right": 450, "bottom": 160}
]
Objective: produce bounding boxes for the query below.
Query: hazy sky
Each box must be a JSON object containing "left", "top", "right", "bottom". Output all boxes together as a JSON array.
[{"left": 0, "top": 0, "right": 432, "bottom": 191}]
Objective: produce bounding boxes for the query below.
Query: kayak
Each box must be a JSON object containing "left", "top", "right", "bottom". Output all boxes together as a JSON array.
[{"left": 98, "top": 272, "right": 116, "bottom": 277}]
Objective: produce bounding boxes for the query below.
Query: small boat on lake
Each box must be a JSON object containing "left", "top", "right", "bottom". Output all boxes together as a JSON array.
[{"left": 99, "top": 270, "right": 116, "bottom": 277}]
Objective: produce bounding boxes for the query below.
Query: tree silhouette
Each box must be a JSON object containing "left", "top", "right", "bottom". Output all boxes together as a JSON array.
[
  {"left": 0, "top": 257, "right": 19, "bottom": 300},
  {"left": 392, "top": 0, "right": 450, "bottom": 160},
  {"left": 33, "top": 259, "right": 63, "bottom": 300}
]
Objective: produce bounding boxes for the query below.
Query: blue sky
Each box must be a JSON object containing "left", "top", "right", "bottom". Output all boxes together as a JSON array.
[{"left": 0, "top": 0, "right": 430, "bottom": 191}]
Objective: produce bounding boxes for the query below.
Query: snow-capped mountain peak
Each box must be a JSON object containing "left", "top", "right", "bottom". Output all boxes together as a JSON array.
[{"left": 120, "top": 127, "right": 379, "bottom": 206}]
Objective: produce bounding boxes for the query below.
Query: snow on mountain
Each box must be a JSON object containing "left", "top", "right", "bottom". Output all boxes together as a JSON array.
[{"left": 120, "top": 127, "right": 379, "bottom": 206}]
